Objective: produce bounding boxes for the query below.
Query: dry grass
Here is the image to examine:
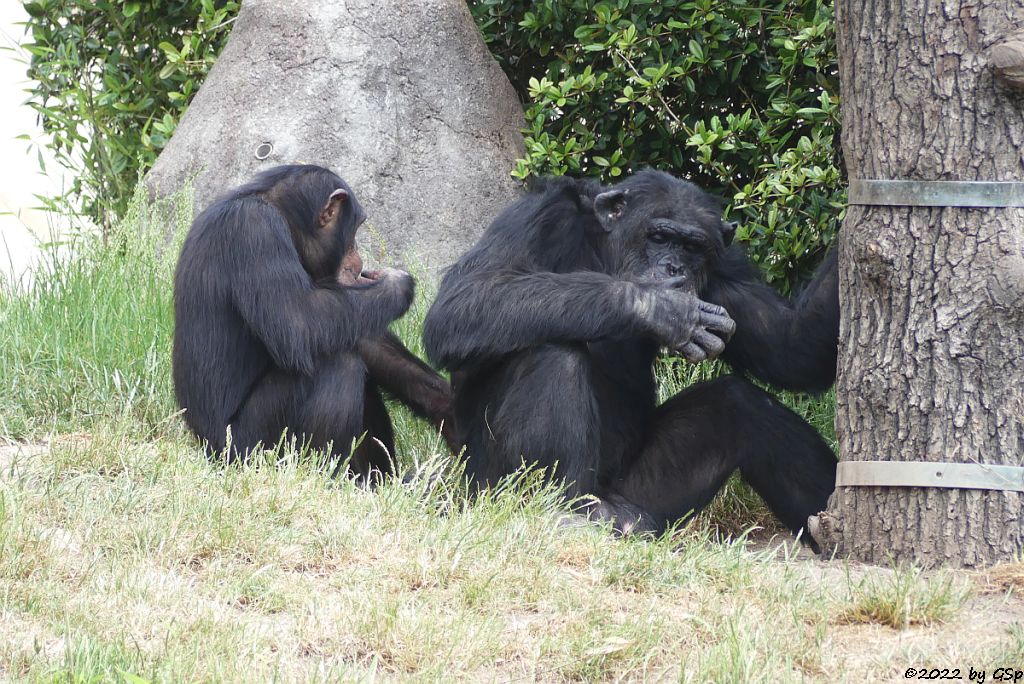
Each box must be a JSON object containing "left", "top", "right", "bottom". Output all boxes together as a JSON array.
[
  {"left": 978, "top": 562, "right": 1024, "bottom": 595},
  {"left": 1, "top": 434, "right": 1023, "bottom": 683},
  {"left": 836, "top": 565, "right": 971, "bottom": 629}
]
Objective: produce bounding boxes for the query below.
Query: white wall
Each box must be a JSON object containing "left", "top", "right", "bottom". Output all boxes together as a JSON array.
[{"left": 0, "top": 0, "right": 77, "bottom": 286}]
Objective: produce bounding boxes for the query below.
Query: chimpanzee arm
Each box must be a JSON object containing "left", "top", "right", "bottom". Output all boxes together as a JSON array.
[
  {"left": 357, "top": 332, "right": 453, "bottom": 426},
  {"left": 703, "top": 246, "right": 838, "bottom": 392},
  {"left": 228, "top": 200, "right": 413, "bottom": 375},
  {"left": 423, "top": 267, "right": 734, "bottom": 370}
]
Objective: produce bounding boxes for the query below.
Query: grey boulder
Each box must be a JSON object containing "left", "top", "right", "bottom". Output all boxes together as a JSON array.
[{"left": 147, "top": 0, "right": 525, "bottom": 270}]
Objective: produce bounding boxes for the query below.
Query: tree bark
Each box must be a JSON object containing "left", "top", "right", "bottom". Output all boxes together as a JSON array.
[{"left": 817, "top": 0, "right": 1024, "bottom": 567}]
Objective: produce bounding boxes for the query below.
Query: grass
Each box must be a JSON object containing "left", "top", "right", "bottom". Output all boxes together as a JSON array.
[
  {"left": 0, "top": 190, "right": 1019, "bottom": 682},
  {"left": 0, "top": 191, "right": 184, "bottom": 440},
  {"left": 838, "top": 565, "right": 972, "bottom": 629}
]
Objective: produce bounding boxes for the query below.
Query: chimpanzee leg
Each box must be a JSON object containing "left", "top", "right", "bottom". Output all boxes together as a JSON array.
[
  {"left": 461, "top": 344, "right": 600, "bottom": 497},
  {"left": 227, "top": 368, "right": 305, "bottom": 462},
  {"left": 229, "top": 352, "right": 387, "bottom": 477},
  {"left": 299, "top": 350, "right": 393, "bottom": 479},
  {"left": 604, "top": 375, "right": 837, "bottom": 536},
  {"left": 349, "top": 380, "right": 396, "bottom": 478}
]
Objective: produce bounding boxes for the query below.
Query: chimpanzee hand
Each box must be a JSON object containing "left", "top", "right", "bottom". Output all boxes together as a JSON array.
[
  {"left": 418, "top": 366, "right": 461, "bottom": 453},
  {"left": 676, "top": 298, "right": 736, "bottom": 362},
  {"left": 359, "top": 267, "right": 415, "bottom": 320},
  {"left": 634, "top": 278, "right": 735, "bottom": 362}
]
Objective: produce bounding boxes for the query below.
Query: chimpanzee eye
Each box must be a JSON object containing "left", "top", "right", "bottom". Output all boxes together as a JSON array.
[
  {"left": 648, "top": 231, "right": 671, "bottom": 245},
  {"left": 679, "top": 237, "right": 707, "bottom": 252}
]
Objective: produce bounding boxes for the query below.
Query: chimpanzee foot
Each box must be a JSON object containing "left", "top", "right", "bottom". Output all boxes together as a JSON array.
[{"left": 576, "top": 494, "right": 661, "bottom": 536}]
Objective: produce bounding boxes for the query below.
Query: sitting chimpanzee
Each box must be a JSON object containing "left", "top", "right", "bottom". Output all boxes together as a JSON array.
[
  {"left": 173, "top": 164, "right": 454, "bottom": 476},
  {"left": 422, "top": 169, "right": 837, "bottom": 537}
]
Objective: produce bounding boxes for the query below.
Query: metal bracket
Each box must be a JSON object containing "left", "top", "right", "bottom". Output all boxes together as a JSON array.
[
  {"left": 849, "top": 179, "right": 1024, "bottom": 207},
  {"left": 836, "top": 461, "right": 1024, "bottom": 492}
]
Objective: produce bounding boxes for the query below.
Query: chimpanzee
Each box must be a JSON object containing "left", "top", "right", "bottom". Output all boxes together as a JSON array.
[
  {"left": 705, "top": 231, "right": 838, "bottom": 393},
  {"left": 173, "top": 164, "right": 454, "bottom": 476},
  {"left": 422, "top": 169, "right": 838, "bottom": 537}
]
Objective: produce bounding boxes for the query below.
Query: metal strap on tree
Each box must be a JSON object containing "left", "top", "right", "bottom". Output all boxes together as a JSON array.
[
  {"left": 837, "top": 461, "right": 1024, "bottom": 492},
  {"left": 849, "top": 180, "right": 1024, "bottom": 207}
]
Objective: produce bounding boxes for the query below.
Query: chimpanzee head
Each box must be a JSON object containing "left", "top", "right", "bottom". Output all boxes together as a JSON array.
[
  {"left": 263, "top": 165, "right": 366, "bottom": 283},
  {"left": 592, "top": 169, "right": 734, "bottom": 293}
]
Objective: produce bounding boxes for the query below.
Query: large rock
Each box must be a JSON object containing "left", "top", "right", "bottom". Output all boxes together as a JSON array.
[{"left": 147, "top": 0, "right": 524, "bottom": 269}]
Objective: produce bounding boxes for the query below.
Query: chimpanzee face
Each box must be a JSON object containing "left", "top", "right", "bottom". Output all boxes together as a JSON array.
[
  {"left": 295, "top": 181, "right": 366, "bottom": 284},
  {"left": 593, "top": 170, "right": 733, "bottom": 292},
  {"left": 269, "top": 168, "right": 367, "bottom": 283},
  {"left": 321, "top": 190, "right": 381, "bottom": 287}
]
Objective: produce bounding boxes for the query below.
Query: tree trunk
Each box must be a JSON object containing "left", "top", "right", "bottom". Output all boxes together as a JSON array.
[{"left": 817, "top": 0, "right": 1024, "bottom": 567}]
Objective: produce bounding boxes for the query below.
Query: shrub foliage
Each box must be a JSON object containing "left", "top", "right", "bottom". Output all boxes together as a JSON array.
[
  {"left": 21, "top": 0, "right": 841, "bottom": 287},
  {"left": 21, "top": 0, "right": 238, "bottom": 232}
]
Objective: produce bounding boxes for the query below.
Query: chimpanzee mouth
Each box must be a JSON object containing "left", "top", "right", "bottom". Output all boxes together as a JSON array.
[
  {"left": 639, "top": 269, "right": 692, "bottom": 289},
  {"left": 338, "top": 268, "right": 379, "bottom": 286}
]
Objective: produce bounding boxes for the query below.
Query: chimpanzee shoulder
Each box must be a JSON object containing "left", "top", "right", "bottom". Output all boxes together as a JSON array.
[{"left": 454, "top": 175, "right": 605, "bottom": 273}]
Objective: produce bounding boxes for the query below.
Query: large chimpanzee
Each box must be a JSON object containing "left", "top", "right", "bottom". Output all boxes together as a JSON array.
[
  {"left": 422, "top": 169, "right": 838, "bottom": 537},
  {"left": 173, "top": 164, "right": 454, "bottom": 475}
]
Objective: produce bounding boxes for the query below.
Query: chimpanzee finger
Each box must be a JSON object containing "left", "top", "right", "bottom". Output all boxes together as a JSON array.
[
  {"left": 677, "top": 341, "right": 707, "bottom": 363},
  {"left": 699, "top": 308, "right": 736, "bottom": 339},
  {"left": 691, "top": 328, "right": 726, "bottom": 359},
  {"left": 376, "top": 267, "right": 412, "bottom": 280},
  {"left": 698, "top": 300, "right": 729, "bottom": 316}
]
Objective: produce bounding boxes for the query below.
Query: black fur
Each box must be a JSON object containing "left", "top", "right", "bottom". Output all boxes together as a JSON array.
[
  {"left": 173, "top": 164, "right": 453, "bottom": 474},
  {"left": 423, "top": 169, "right": 837, "bottom": 537},
  {"left": 707, "top": 244, "right": 838, "bottom": 392}
]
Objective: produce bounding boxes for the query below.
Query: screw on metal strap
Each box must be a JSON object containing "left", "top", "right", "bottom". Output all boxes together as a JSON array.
[
  {"left": 849, "top": 180, "right": 1024, "bottom": 207},
  {"left": 836, "top": 461, "right": 1024, "bottom": 492}
]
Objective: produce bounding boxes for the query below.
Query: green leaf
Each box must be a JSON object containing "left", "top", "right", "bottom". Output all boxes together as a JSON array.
[{"left": 158, "top": 42, "right": 180, "bottom": 59}]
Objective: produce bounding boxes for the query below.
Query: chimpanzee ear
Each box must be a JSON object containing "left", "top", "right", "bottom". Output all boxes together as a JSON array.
[
  {"left": 721, "top": 219, "right": 737, "bottom": 247},
  {"left": 593, "top": 189, "right": 629, "bottom": 231},
  {"left": 318, "top": 188, "right": 349, "bottom": 227}
]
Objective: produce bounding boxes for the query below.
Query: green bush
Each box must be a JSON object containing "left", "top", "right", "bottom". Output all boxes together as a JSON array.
[
  {"left": 469, "top": 0, "right": 844, "bottom": 290},
  {"left": 21, "top": 0, "right": 842, "bottom": 289},
  {"left": 22, "top": 0, "right": 238, "bottom": 232}
]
